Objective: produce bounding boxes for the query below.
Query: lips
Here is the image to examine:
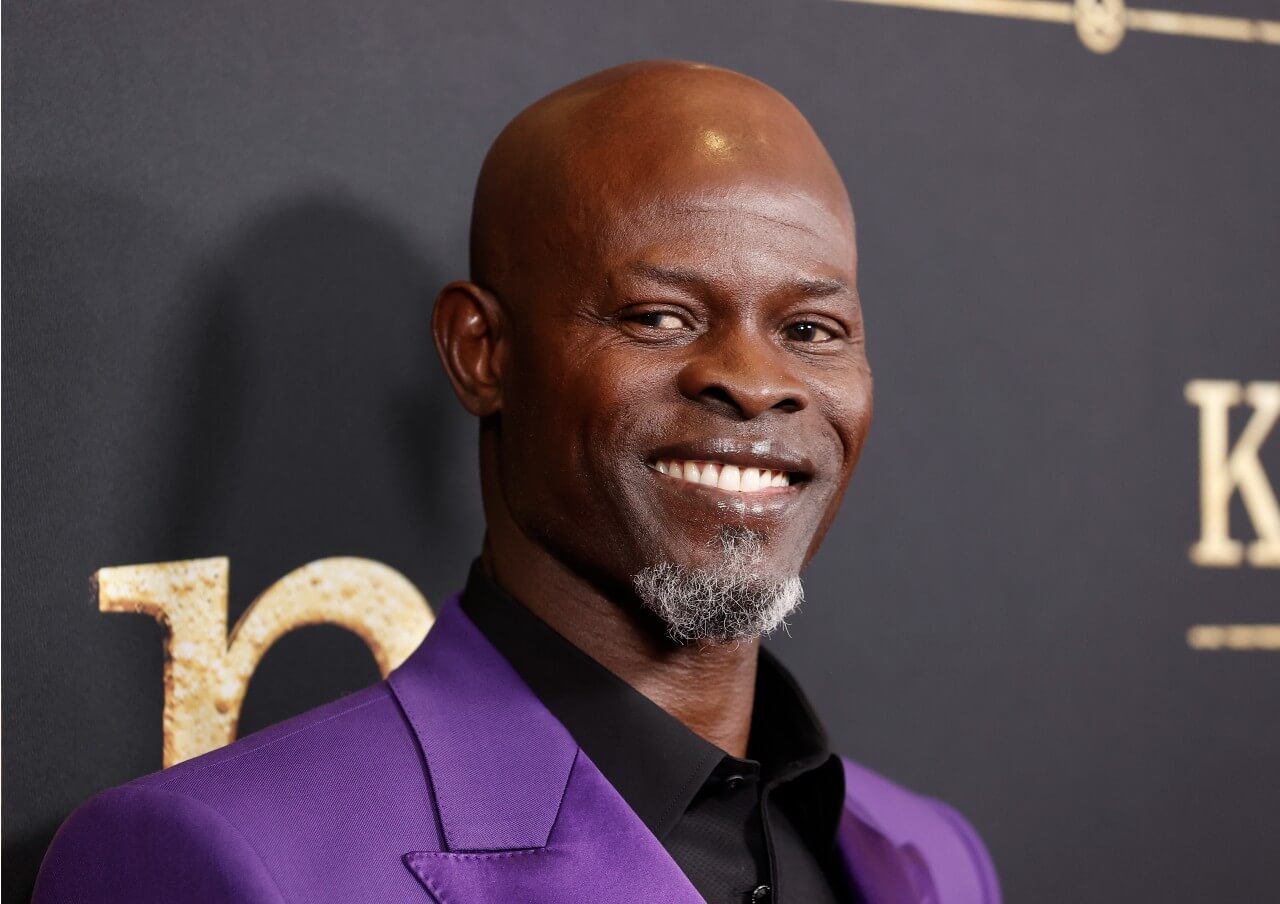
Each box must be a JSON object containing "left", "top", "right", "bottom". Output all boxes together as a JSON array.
[{"left": 645, "top": 439, "right": 814, "bottom": 496}]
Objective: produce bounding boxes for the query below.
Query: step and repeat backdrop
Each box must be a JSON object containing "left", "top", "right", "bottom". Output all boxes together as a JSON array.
[{"left": 4, "top": 0, "right": 1277, "bottom": 900}]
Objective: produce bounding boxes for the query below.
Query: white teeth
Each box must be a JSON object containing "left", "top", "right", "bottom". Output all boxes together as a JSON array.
[{"left": 652, "top": 459, "right": 792, "bottom": 493}]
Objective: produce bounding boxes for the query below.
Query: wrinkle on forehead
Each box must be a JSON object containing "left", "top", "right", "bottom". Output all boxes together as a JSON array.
[{"left": 619, "top": 187, "right": 855, "bottom": 244}]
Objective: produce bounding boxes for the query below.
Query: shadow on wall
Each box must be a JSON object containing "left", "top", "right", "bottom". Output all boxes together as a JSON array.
[
  {"left": 3, "top": 179, "right": 475, "bottom": 901},
  {"left": 135, "top": 194, "right": 473, "bottom": 565}
]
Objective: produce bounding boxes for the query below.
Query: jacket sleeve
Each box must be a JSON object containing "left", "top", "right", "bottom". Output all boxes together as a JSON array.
[{"left": 33, "top": 784, "right": 285, "bottom": 904}]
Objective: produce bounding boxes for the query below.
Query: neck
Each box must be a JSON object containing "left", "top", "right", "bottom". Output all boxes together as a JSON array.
[{"left": 480, "top": 531, "right": 759, "bottom": 758}]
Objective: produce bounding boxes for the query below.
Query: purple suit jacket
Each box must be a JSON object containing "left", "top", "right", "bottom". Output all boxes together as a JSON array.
[{"left": 35, "top": 596, "right": 1000, "bottom": 904}]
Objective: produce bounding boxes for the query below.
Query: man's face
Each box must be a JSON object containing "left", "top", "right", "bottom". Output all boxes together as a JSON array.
[{"left": 495, "top": 180, "right": 872, "bottom": 601}]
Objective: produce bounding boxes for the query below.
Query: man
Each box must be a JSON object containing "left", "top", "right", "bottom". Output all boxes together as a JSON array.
[{"left": 35, "top": 61, "right": 1000, "bottom": 903}]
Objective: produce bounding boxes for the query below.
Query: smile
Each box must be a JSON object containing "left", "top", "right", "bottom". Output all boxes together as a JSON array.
[{"left": 649, "top": 459, "right": 796, "bottom": 494}]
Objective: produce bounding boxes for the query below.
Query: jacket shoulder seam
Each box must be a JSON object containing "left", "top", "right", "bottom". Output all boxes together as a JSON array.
[{"left": 152, "top": 691, "right": 387, "bottom": 789}]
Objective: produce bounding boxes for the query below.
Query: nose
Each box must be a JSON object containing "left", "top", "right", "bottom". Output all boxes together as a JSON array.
[{"left": 676, "top": 327, "right": 810, "bottom": 419}]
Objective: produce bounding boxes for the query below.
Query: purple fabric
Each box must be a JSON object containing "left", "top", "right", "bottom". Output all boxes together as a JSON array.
[
  {"left": 838, "top": 759, "right": 1001, "bottom": 904},
  {"left": 34, "top": 595, "right": 1000, "bottom": 903}
]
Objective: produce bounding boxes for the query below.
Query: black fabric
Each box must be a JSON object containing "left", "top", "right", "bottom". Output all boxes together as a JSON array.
[{"left": 460, "top": 561, "right": 860, "bottom": 904}]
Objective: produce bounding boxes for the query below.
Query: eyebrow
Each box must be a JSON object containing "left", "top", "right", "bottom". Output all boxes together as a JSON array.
[
  {"left": 792, "top": 275, "right": 851, "bottom": 297},
  {"left": 627, "top": 263, "right": 850, "bottom": 298}
]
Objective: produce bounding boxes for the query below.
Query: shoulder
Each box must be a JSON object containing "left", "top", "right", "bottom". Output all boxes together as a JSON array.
[
  {"left": 840, "top": 756, "right": 1001, "bottom": 904},
  {"left": 36, "top": 683, "right": 442, "bottom": 903},
  {"left": 34, "top": 782, "right": 285, "bottom": 904},
  {"left": 129, "top": 682, "right": 406, "bottom": 800}
]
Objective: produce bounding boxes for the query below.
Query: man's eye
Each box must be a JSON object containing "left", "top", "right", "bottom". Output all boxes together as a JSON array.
[
  {"left": 785, "top": 321, "right": 836, "bottom": 343},
  {"left": 630, "top": 312, "right": 685, "bottom": 330}
]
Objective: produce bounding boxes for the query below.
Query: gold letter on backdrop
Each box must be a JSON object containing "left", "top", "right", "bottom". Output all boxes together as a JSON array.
[
  {"left": 96, "top": 557, "right": 434, "bottom": 766},
  {"left": 1185, "top": 380, "right": 1280, "bottom": 568}
]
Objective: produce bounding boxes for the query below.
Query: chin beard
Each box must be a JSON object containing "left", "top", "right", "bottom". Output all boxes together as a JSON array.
[{"left": 632, "top": 526, "right": 804, "bottom": 645}]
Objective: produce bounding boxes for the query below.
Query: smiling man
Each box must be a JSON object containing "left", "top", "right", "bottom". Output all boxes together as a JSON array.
[{"left": 35, "top": 62, "right": 1000, "bottom": 904}]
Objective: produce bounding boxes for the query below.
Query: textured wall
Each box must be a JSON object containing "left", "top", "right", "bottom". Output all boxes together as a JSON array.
[{"left": 4, "top": 1, "right": 1278, "bottom": 900}]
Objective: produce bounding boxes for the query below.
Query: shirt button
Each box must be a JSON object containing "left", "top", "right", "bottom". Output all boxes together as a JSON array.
[
  {"left": 750, "top": 885, "right": 772, "bottom": 903},
  {"left": 724, "top": 774, "right": 746, "bottom": 791}
]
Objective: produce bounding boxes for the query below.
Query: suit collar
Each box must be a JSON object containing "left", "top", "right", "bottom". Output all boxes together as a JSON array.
[
  {"left": 458, "top": 560, "right": 841, "bottom": 844},
  {"left": 387, "top": 595, "right": 578, "bottom": 852},
  {"left": 457, "top": 563, "right": 723, "bottom": 839},
  {"left": 387, "top": 595, "right": 937, "bottom": 904},
  {"left": 388, "top": 596, "right": 703, "bottom": 902},
  {"left": 403, "top": 748, "right": 702, "bottom": 903}
]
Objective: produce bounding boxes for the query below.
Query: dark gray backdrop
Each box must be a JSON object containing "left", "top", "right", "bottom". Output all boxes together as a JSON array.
[{"left": 5, "top": 0, "right": 1278, "bottom": 900}]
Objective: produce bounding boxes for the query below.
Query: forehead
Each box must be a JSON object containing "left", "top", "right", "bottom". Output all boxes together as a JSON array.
[{"left": 593, "top": 184, "right": 857, "bottom": 290}]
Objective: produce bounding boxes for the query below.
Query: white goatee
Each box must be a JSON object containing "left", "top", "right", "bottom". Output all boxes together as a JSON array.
[{"left": 632, "top": 526, "right": 804, "bottom": 644}]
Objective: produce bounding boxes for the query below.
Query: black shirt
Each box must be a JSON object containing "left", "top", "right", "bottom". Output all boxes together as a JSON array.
[{"left": 460, "top": 562, "right": 861, "bottom": 904}]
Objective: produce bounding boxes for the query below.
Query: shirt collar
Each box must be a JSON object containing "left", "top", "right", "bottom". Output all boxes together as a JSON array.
[{"left": 459, "top": 559, "right": 834, "bottom": 839}]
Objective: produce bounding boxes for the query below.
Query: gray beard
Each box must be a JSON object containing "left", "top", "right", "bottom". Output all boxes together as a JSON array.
[{"left": 632, "top": 526, "right": 804, "bottom": 645}]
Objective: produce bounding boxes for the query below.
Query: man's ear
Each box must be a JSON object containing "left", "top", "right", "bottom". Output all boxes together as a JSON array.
[{"left": 432, "top": 280, "right": 505, "bottom": 416}]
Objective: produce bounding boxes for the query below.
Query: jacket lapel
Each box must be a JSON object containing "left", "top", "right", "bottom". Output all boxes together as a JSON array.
[
  {"left": 387, "top": 596, "right": 948, "bottom": 904},
  {"left": 836, "top": 805, "right": 934, "bottom": 904},
  {"left": 404, "top": 748, "right": 701, "bottom": 903},
  {"left": 837, "top": 757, "right": 945, "bottom": 904},
  {"left": 389, "top": 597, "right": 702, "bottom": 904}
]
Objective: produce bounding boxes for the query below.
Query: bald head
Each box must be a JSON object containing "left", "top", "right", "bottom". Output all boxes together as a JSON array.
[{"left": 470, "top": 60, "right": 854, "bottom": 298}]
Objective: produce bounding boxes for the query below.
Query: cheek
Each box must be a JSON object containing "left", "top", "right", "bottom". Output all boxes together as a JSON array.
[
  {"left": 499, "top": 340, "right": 684, "bottom": 584},
  {"left": 500, "top": 337, "right": 665, "bottom": 519},
  {"left": 569, "top": 355, "right": 680, "bottom": 497},
  {"left": 826, "top": 369, "right": 874, "bottom": 476},
  {"left": 495, "top": 340, "right": 585, "bottom": 506}
]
